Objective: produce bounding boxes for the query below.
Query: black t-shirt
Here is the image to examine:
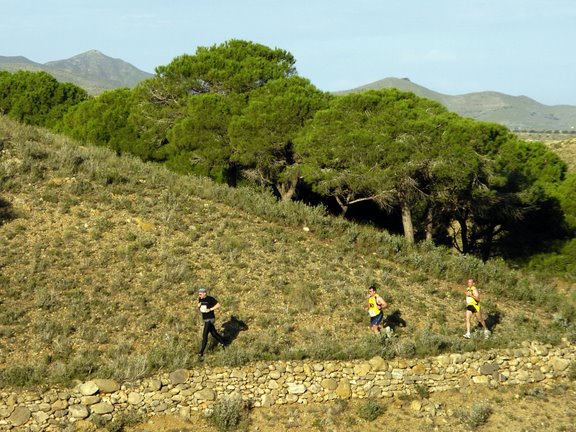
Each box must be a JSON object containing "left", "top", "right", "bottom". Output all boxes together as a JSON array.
[{"left": 199, "top": 295, "right": 218, "bottom": 320}]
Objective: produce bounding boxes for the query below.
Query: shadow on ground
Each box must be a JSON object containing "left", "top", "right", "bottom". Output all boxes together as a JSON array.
[
  {"left": 386, "top": 309, "right": 407, "bottom": 330},
  {"left": 485, "top": 311, "right": 501, "bottom": 332},
  {"left": 0, "top": 197, "right": 16, "bottom": 225},
  {"left": 211, "top": 315, "right": 249, "bottom": 350}
]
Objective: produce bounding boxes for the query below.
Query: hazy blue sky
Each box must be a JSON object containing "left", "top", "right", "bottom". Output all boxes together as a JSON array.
[{"left": 2, "top": 0, "right": 574, "bottom": 105}]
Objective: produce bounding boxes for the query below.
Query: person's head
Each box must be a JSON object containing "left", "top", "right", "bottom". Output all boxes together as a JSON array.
[
  {"left": 467, "top": 279, "right": 475, "bottom": 287},
  {"left": 198, "top": 287, "right": 208, "bottom": 298},
  {"left": 368, "top": 286, "right": 376, "bottom": 296}
]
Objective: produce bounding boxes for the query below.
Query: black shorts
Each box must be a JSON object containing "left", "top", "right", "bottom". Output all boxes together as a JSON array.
[{"left": 466, "top": 304, "right": 480, "bottom": 313}]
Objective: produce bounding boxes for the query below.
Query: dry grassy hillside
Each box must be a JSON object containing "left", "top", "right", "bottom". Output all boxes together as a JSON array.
[
  {"left": 0, "top": 116, "right": 574, "bottom": 391},
  {"left": 549, "top": 137, "right": 576, "bottom": 172},
  {"left": 517, "top": 132, "right": 576, "bottom": 172}
]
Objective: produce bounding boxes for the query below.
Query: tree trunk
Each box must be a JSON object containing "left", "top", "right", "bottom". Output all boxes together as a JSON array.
[
  {"left": 456, "top": 215, "right": 470, "bottom": 254},
  {"left": 400, "top": 200, "right": 415, "bottom": 244},
  {"left": 480, "top": 223, "right": 500, "bottom": 262},
  {"left": 425, "top": 206, "right": 433, "bottom": 242},
  {"left": 277, "top": 179, "right": 298, "bottom": 202},
  {"left": 226, "top": 162, "right": 239, "bottom": 187},
  {"left": 335, "top": 196, "right": 349, "bottom": 216}
]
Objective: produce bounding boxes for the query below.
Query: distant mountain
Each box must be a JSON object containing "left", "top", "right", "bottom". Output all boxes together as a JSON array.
[
  {"left": 0, "top": 50, "right": 153, "bottom": 95},
  {"left": 2, "top": 51, "right": 575, "bottom": 132},
  {"left": 338, "top": 77, "right": 576, "bottom": 132}
]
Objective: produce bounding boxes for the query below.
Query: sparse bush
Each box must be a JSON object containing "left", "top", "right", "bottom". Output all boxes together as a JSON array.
[
  {"left": 357, "top": 398, "right": 386, "bottom": 421},
  {"left": 415, "top": 383, "right": 429, "bottom": 399},
  {"left": 0, "top": 364, "right": 45, "bottom": 387},
  {"left": 311, "top": 417, "right": 325, "bottom": 429},
  {"left": 455, "top": 403, "right": 492, "bottom": 429},
  {"left": 50, "top": 350, "right": 101, "bottom": 385},
  {"left": 99, "top": 353, "right": 149, "bottom": 382},
  {"left": 413, "top": 329, "right": 452, "bottom": 357},
  {"left": 209, "top": 396, "right": 251, "bottom": 432},
  {"left": 144, "top": 336, "right": 195, "bottom": 373},
  {"left": 395, "top": 339, "right": 417, "bottom": 358},
  {"left": 0, "top": 307, "right": 26, "bottom": 325},
  {"left": 284, "top": 280, "right": 318, "bottom": 313},
  {"left": 105, "top": 410, "right": 142, "bottom": 432},
  {"left": 214, "top": 344, "right": 256, "bottom": 367},
  {"left": 345, "top": 415, "right": 358, "bottom": 426},
  {"left": 567, "top": 362, "right": 576, "bottom": 381},
  {"left": 91, "top": 414, "right": 107, "bottom": 429}
]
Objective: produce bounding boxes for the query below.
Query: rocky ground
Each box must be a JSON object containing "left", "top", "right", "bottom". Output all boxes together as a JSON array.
[{"left": 124, "top": 378, "right": 576, "bottom": 432}]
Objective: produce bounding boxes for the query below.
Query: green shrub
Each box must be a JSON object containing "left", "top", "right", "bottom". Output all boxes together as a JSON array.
[
  {"left": 415, "top": 383, "right": 430, "bottom": 399},
  {"left": 567, "top": 362, "right": 576, "bottom": 381},
  {"left": 455, "top": 403, "right": 492, "bottom": 429},
  {"left": 413, "top": 329, "right": 452, "bottom": 357},
  {"left": 91, "top": 414, "right": 107, "bottom": 429},
  {"left": 144, "top": 335, "right": 195, "bottom": 373},
  {"left": 357, "top": 398, "right": 386, "bottom": 421},
  {"left": 49, "top": 350, "right": 101, "bottom": 385},
  {"left": 105, "top": 410, "right": 142, "bottom": 432},
  {"left": 0, "top": 307, "right": 26, "bottom": 325},
  {"left": 0, "top": 364, "right": 45, "bottom": 387},
  {"left": 209, "top": 396, "right": 250, "bottom": 432},
  {"left": 284, "top": 280, "right": 319, "bottom": 313},
  {"left": 214, "top": 345, "right": 256, "bottom": 367}
]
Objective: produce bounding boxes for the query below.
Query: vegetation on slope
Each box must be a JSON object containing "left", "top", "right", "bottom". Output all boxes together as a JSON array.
[
  {"left": 1, "top": 116, "right": 574, "bottom": 389},
  {"left": 2, "top": 40, "right": 576, "bottom": 276}
]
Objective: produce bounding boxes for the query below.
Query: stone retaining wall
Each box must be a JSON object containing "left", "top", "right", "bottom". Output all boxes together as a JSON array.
[{"left": 1, "top": 340, "right": 573, "bottom": 431}]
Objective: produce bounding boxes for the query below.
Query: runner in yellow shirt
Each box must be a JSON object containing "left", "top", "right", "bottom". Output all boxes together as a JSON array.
[
  {"left": 464, "top": 278, "right": 490, "bottom": 339},
  {"left": 367, "top": 285, "right": 388, "bottom": 334}
]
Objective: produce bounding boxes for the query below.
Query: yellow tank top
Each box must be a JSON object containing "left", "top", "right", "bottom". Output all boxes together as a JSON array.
[
  {"left": 466, "top": 287, "right": 479, "bottom": 306},
  {"left": 368, "top": 295, "right": 382, "bottom": 317}
]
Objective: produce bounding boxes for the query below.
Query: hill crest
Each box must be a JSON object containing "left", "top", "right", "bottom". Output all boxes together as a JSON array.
[
  {"left": 2, "top": 50, "right": 575, "bottom": 130},
  {"left": 338, "top": 77, "right": 576, "bottom": 131},
  {"left": 0, "top": 50, "right": 152, "bottom": 95}
]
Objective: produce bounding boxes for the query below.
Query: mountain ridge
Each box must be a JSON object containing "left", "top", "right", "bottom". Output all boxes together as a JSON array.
[
  {"left": 339, "top": 77, "right": 576, "bottom": 131},
  {"left": 1, "top": 51, "right": 576, "bottom": 131},
  {"left": 0, "top": 50, "right": 153, "bottom": 95}
]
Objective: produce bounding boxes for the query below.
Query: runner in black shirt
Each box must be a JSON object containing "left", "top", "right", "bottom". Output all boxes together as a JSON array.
[{"left": 197, "top": 288, "right": 226, "bottom": 356}]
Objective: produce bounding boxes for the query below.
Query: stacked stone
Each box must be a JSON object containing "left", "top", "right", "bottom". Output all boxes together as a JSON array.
[{"left": 0, "top": 341, "right": 573, "bottom": 430}]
